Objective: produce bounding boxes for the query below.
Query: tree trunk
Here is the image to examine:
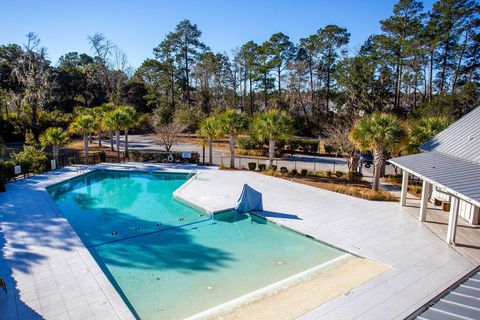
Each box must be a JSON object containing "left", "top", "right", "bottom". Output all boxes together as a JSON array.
[
  {"left": 53, "top": 145, "right": 59, "bottom": 164},
  {"left": 325, "top": 64, "right": 331, "bottom": 112},
  {"left": 264, "top": 73, "right": 268, "bottom": 107},
  {"left": 429, "top": 50, "right": 434, "bottom": 100},
  {"left": 98, "top": 130, "right": 102, "bottom": 147},
  {"left": 277, "top": 67, "right": 282, "bottom": 94},
  {"left": 268, "top": 139, "right": 275, "bottom": 167},
  {"left": 171, "top": 68, "right": 176, "bottom": 108},
  {"left": 32, "top": 105, "right": 38, "bottom": 130},
  {"left": 125, "top": 128, "right": 129, "bottom": 158},
  {"left": 185, "top": 49, "right": 190, "bottom": 107},
  {"left": 249, "top": 74, "right": 253, "bottom": 115},
  {"left": 242, "top": 69, "right": 247, "bottom": 112},
  {"left": 413, "top": 69, "right": 418, "bottom": 111},
  {"left": 452, "top": 32, "right": 468, "bottom": 93},
  {"left": 109, "top": 130, "right": 114, "bottom": 151},
  {"left": 116, "top": 129, "right": 120, "bottom": 162},
  {"left": 439, "top": 39, "right": 450, "bottom": 94},
  {"left": 395, "top": 59, "right": 403, "bottom": 111},
  {"left": 309, "top": 59, "right": 314, "bottom": 107},
  {"left": 83, "top": 135, "right": 89, "bottom": 165},
  {"left": 372, "top": 147, "right": 383, "bottom": 192},
  {"left": 208, "top": 139, "right": 213, "bottom": 166},
  {"left": 229, "top": 133, "right": 235, "bottom": 169}
]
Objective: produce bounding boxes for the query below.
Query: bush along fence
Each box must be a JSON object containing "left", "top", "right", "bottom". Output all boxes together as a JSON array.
[
  {"left": 205, "top": 154, "right": 350, "bottom": 173},
  {"left": 0, "top": 150, "right": 127, "bottom": 192},
  {"left": 0, "top": 148, "right": 203, "bottom": 192}
]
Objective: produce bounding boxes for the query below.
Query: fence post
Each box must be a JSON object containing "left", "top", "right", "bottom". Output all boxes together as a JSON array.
[{"left": 314, "top": 162, "right": 316, "bottom": 172}]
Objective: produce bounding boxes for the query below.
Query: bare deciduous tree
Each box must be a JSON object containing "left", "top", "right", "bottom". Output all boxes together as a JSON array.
[
  {"left": 324, "top": 122, "right": 357, "bottom": 171},
  {"left": 152, "top": 122, "right": 184, "bottom": 152}
]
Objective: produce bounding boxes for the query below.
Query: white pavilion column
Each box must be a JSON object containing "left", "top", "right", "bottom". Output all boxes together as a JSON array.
[
  {"left": 419, "top": 180, "right": 432, "bottom": 222},
  {"left": 400, "top": 170, "right": 409, "bottom": 206},
  {"left": 446, "top": 196, "right": 459, "bottom": 244}
]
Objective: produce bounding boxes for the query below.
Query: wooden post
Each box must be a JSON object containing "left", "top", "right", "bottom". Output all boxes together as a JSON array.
[
  {"left": 419, "top": 180, "right": 431, "bottom": 221},
  {"left": 400, "top": 170, "right": 409, "bottom": 206},
  {"left": 446, "top": 196, "right": 459, "bottom": 244}
]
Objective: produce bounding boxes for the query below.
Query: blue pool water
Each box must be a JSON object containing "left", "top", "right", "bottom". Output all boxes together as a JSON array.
[{"left": 48, "top": 170, "right": 347, "bottom": 319}]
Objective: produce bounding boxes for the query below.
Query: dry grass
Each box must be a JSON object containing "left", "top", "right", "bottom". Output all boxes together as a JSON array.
[
  {"left": 330, "top": 185, "right": 397, "bottom": 201},
  {"left": 258, "top": 170, "right": 396, "bottom": 202}
]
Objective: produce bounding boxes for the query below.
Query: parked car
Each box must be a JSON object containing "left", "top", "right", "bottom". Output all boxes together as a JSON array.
[{"left": 358, "top": 152, "right": 373, "bottom": 168}]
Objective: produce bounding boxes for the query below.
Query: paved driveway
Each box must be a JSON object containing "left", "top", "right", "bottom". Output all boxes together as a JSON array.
[{"left": 104, "top": 134, "right": 395, "bottom": 175}]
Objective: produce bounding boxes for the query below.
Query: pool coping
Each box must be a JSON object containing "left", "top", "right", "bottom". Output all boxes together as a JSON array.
[
  {"left": 2, "top": 163, "right": 476, "bottom": 320},
  {"left": 0, "top": 163, "right": 208, "bottom": 320}
]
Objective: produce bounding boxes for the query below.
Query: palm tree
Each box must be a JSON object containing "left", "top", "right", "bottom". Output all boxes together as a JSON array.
[
  {"left": 252, "top": 109, "right": 293, "bottom": 167},
  {"left": 118, "top": 106, "right": 138, "bottom": 157},
  {"left": 39, "top": 127, "right": 70, "bottom": 163},
  {"left": 408, "top": 116, "right": 451, "bottom": 153},
  {"left": 350, "top": 113, "right": 406, "bottom": 191},
  {"left": 217, "top": 109, "right": 249, "bottom": 168},
  {"left": 104, "top": 108, "right": 129, "bottom": 162},
  {"left": 69, "top": 115, "right": 96, "bottom": 165},
  {"left": 199, "top": 116, "right": 221, "bottom": 165},
  {"left": 92, "top": 104, "right": 113, "bottom": 148}
]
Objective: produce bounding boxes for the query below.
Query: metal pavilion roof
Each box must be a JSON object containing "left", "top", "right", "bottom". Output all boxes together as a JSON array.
[{"left": 390, "top": 107, "right": 480, "bottom": 207}]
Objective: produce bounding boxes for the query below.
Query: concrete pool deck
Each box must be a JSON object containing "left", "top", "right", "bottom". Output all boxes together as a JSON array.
[
  {"left": 175, "top": 169, "right": 476, "bottom": 320},
  {"left": 0, "top": 163, "right": 206, "bottom": 320},
  {"left": 0, "top": 163, "right": 476, "bottom": 320}
]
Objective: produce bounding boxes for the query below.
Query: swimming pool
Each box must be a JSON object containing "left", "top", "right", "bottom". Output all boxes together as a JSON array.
[{"left": 48, "top": 170, "right": 348, "bottom": 319}]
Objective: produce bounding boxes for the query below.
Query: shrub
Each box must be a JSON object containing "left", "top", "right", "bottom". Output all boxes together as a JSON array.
[
  {"left": 264, "top": 169, "right": 280, "bottom": 177},
  {"left": 98, "top": 151, "right": 106, "bottom": 163},
  {"left": 291, "top": 169, "right": 298, "bottom": 175},
  {"left": 335, "top": 171, "right": 344, "bottom": 177},
  {"left": 324, "top": 144, "right": 335, "bottom": 154},
  {"left": 280, "top": 166, "right": 288, "bottom": 174},
  {"left": 220, "top": 161, "right": 226, "bottom": 170},
  {"left": 286, "top": 139, "right": 300, "bottom": 154},
  {"left": 270, "top": 165, "right": 277, "bottom": 171},
  {"left": 237, "top": 136, "right": 259, "bottom": 150},
  {"left": 325, "top": 170, "right": 332, "bottom": 177},
  {"left": 383, "top": 174, "right": 403, "bottom": 184},
  {"left": 298, "top": 139, "right": 319, "bottom": 154},
  {"left": 237, "top": 149, "right": 264, "bottom": 157},
  {"left": 12, "top": 146, "right": 48, "bottom": 174},
  {"left": 0, "top": 161, "right": 15, "bottom": 181},
  {"left": 68, "top": 156, "right": 76, "bottom": 165},
  {"left": 347, "top": 171, "right": 363, "bottom": 181},
  {"left": 258, "top": 164, "right": 266, "bottom": 171},
  {"left": 301, "top": 169, "right": 308, "bottom": 176},
  {"left": 248, "top": 162, "right": 257, "bottom": 170}
]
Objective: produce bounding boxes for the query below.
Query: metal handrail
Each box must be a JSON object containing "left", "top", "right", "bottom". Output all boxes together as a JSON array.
[{"left": 187, "top": 169, "right": 198, "bottom": 180}]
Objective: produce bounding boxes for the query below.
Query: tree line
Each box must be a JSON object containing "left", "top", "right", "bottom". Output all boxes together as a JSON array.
[{"left": 0, "top": 0, "right": 478, "bottom": 142}]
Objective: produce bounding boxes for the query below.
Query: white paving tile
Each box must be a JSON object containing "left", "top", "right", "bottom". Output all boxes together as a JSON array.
[
  {"left": 0, "top": 165, "right": 139, "bottom": 320},
  {"left": 1, "top": 164, "right": 476, "bottom": 320},
  {"left": 175, "top": 169, "right": 476, "bottom": 320}
]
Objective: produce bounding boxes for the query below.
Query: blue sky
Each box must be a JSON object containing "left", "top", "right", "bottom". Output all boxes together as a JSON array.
[{"left": 0, "top": 0, "right": 436, "bottom": 68}]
